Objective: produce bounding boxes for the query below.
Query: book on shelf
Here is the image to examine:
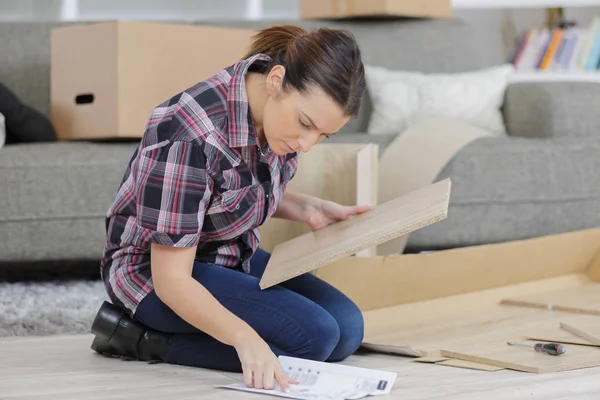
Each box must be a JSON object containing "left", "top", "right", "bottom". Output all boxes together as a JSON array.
[{"left": 510, "top": 16, "right": 600, "bottom": 73}]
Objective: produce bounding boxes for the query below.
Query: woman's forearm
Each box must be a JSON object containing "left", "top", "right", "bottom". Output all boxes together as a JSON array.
[
  {"left": 273, "top": 191, "right": 318, "bottom": 222},
  {"left": 150, "top": 243, "right": 255, "bottom": 347}
]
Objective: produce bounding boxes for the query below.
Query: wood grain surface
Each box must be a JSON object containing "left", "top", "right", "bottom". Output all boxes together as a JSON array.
[
  {"left": 440, "top": 340, "right": 600, "bottom": 374},
  {"left": 259, "top": 178, "right": 451, "bottom": 289}
]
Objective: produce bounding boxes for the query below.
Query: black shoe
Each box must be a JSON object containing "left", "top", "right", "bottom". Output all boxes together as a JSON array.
[{"left": 90, "top": 301, "right": 173, "bottom": 363}]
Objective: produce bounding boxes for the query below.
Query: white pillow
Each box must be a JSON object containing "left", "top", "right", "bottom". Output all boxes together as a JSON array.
[
  {"left": 0, "top": 112, "right": 5, "bottom": 149},
  {"left": 364, "top": 64, "right": 515, "bottom": 136}
]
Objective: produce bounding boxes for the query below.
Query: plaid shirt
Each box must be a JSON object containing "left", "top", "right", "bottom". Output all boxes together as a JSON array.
[{"left": 101, "top": 54, "right": 299, "bottom": 314}]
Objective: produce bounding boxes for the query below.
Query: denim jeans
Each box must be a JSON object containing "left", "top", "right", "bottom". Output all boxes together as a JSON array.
[{"left": 134, "top": 248, "right": 365, "bottom": 372}]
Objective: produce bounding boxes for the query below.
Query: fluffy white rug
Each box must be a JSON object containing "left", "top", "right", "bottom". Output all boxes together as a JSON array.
[{"left": 0, "top": 280, "right": 109, "bottom": 337}]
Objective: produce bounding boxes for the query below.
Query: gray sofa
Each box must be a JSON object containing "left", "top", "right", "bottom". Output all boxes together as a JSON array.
[{"left": 2, "top": 16, "right": 600, "bottom": 268}]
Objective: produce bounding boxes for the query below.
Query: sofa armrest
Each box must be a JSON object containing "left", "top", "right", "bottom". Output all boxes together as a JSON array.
[{"left": 503, "top": 81, "right": 600, "bottom": 139}]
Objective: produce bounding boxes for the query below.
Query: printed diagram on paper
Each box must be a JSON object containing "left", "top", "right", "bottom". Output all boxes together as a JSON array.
[{"left": 217, "top": 355, "right": 397, "bottom": 400}]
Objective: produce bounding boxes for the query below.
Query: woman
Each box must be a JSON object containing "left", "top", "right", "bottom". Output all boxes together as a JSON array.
[{"left": 90, "top": 24, "right": 368, "bottom": 393}]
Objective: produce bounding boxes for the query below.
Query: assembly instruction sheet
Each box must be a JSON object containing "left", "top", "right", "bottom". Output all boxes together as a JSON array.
[{"left": 217, "top": 355, "right": 397, "bottom": 400}]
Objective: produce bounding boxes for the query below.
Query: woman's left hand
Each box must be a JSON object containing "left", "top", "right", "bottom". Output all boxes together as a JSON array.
[{"left": 305, "top": 199, "right": 372, "bottom": 231}]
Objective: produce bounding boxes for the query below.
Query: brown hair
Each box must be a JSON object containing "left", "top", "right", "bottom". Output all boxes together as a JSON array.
[{"left": 243, "top": 25, "right": 365, "bottom": 117}]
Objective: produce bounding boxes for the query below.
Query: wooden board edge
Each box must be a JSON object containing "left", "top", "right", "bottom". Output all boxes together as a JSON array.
[
  {"left": 560, "top": 321, "right": 600, "bottom": 346},
  {"left": 500, "top": 299, "right": 600, "bottom": 317},
  {"left": 359, "top": 342, "right": 424, "bottom": 358},
  {"left": 413, "top": 356, "right": 450, "bottom": 363},
  {"left": 526, "top": 335, "right": 597, "bottom": 347},
  {"left": 436, "top": 359, "right": 506, "bottom": 372},
  {"left": 439, "top": 350, "right": 539, "bottom": 374},
  {"left": 356, "top": 143, "right": 378, "bottom": 258}
]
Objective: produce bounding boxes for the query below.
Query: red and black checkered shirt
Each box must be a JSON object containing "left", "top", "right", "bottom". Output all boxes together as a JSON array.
[{"left": 101, "top": 54, "right": 299, "bottom": 314}]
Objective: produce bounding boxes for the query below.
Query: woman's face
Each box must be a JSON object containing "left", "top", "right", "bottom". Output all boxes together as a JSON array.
[{"left": 261, "top": 66, "right": 351, "bottom": 156}]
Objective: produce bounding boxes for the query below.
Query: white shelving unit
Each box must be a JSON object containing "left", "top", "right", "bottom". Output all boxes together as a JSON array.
[
  {"left": 509, "top": 71, "right": 600, "bottom": 82},
  {"left": 452, "top": 0, "right": 600, "bottom": 8},
  {"left": 450, "top": 1, "right": 600, "bottom": 83}
]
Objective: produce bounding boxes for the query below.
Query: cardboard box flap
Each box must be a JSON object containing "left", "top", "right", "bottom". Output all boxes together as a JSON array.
[
  {"left": 327, "top": 228, "right": 600, "bottom": 367},
  {"left": 316, "top": 228, "right": 600, "bottom": 312}
]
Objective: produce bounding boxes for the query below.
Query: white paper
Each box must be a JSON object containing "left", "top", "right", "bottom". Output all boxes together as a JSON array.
[{"left": 217, "top": 355, "right": 397, "bottom": 400}]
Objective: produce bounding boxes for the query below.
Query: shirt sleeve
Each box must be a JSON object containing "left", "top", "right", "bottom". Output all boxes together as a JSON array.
[{"left": 134, "top": 139, "right": 212, "bottom": 247}]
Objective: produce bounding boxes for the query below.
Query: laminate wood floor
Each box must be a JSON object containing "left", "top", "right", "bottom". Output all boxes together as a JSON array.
[{"left": 0, "top": 334, "right": 598, "bottom": 400}]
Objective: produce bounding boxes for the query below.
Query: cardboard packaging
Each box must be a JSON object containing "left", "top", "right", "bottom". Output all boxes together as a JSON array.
[
  {"left": 313, "top": 227, "right": 600, "bottom": 373},
  {"left": 50, "top": 21, "right": 255, "bottom": 140},
  {"left": 300, "top": 0, "right": 453, "bottom": 20}
]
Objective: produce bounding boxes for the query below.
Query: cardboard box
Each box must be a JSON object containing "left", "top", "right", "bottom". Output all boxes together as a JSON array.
[
  {"left": 50, "top": 21, "right": 255, "bottom": 140},
  {"left": 313, "top": 227, "right": 600, "bottom": 372},
  {"left": 300, "top": 0, "right": 452, "bottom": 20}
]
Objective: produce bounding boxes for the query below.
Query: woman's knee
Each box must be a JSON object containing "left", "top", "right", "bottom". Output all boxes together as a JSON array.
[
  {"left": 291, "top": 311, "right": 341, "bottom": 362},
  {"left": 327, "top": 300, "right": 364, "bottom": 362}
]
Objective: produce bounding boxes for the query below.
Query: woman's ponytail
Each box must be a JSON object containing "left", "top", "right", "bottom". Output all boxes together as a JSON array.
[{"left": 243, "top": 25, "right": 307, "bottom": 61}]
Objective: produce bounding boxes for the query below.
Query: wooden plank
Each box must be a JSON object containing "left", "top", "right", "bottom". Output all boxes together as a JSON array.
[
  {"left": 436, "top": 359, "right": 505, "bottom": 372},
  {"left": 500, "top": 283, "right": 600, "bottom": 316},
  {"left": 259, "top": 178, "right": 451, "bottom": 289},
  {"left": 440, "top": 341, "right": 600, "bottom": 374},
  {"left": 355, "top": 144, "right": 378, "bottom": 257},
  {"left": 526, "top": 322, "right": 598, "bottom": 347},
  {"left": 560, "top": 320, "right": 600, "bottom": 346},
  {"left": 413, "top": 356, "right": 450, "bottom": 363},
  {"left": 258, "top": 143, "right": 374, "bottom": 253}
]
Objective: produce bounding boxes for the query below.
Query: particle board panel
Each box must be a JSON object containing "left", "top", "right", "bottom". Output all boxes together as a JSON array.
[
  {"left": 355, "top": 144, "right": 379, "bottom": 257},
  {"left": 258, "top": 143, "right": 378, "bottom": 253},
  {"left": 440, "top": 340, "right": 600, "bottom": 374},
  {"left": 500, "top": 283, "right": 600, "bottom": 316},
  {"left": 259, "top": 178, "right": 451, "bottom": 289}
]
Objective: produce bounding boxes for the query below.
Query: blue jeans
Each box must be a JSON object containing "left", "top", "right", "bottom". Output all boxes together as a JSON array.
[{"left": 134, "top": 248, "right": 364, "bottom": 372}]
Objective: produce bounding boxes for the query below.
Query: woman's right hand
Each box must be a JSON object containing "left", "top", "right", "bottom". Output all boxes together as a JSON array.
[{"left": 233, "top": 331, "right": 298, "bottom": 392}]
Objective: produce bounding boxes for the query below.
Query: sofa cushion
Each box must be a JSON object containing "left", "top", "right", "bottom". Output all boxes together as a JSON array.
[
  {"left": 407, "top": 135, "right": 600, "bottom": 250},
  {"left": 504, "top": 81, "right": 600, "bottom": 139},
  {"left": 0, "top": 142, "right": 139, "bottom": 260},
  {"left": 1, "top": 141, "right": 139, "bottom": 222}
]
